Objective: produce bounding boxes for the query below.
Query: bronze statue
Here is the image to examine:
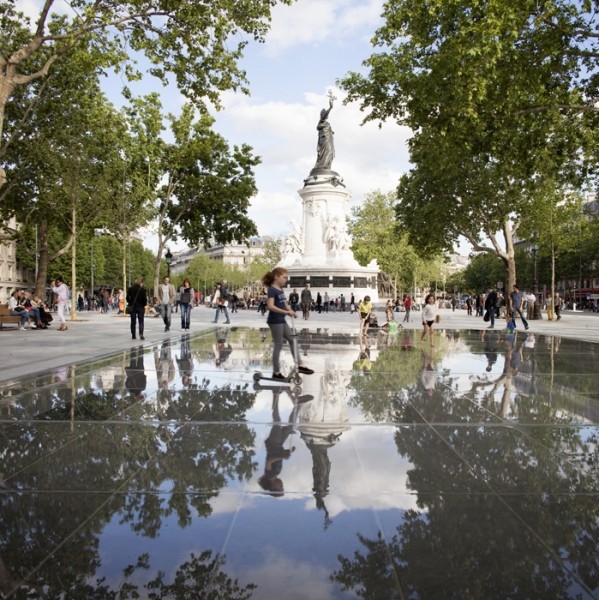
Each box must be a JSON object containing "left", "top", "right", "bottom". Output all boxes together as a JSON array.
[{"left": 314, "top": 94, "right": 335, "bottom": 170}]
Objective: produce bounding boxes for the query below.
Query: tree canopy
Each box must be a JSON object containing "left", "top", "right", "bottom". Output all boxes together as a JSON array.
[{"left": 340, "top": 0, "right": 599, "bottom": 291}]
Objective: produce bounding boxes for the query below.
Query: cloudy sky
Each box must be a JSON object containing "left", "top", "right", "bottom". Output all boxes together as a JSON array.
[{"left": 17, "top": 0, "right": 413, "bottom": 251}]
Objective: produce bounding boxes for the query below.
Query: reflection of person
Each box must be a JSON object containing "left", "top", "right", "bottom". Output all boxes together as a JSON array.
[
  {"left": 213, "top": 328, "right": 233, "bottom": 368},
  {"left": 258, "top": 391, "right": 298, "bottom": 497},
  {"left": 353, "top": 335, "right": 372, "bottom": 374},
  {"left": 484, "top": 331, "right": 498, "bottom": 372},
  {"left": 125, "top": 347, "right": 147, "bottom": 399},
  {"left": 126, "top": 277, "right": 148, "bottom": 340},
  {"left": 262, "top": 267, "right": 315, "bottom": 381},
  {"left": 176, "top": 334, "right": 193, "bottom": 386},
  {"left": 420, "top": 351, "right": 436, "bottom": 397},
  {"left": 313, "top": 98, "right": 334, "bottom": 170},
  {"left": 155, "top": 341, "right": 175, "bottom": 390}
]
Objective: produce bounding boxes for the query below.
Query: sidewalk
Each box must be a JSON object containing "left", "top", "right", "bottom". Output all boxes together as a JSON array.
[{"left": 0, "top": 305, "right": 597, "bottom": 383}]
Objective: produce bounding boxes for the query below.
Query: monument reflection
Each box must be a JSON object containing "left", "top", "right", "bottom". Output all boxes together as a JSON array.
[{"left": 0, "top": 327, "right": 597, "bottom": 598}]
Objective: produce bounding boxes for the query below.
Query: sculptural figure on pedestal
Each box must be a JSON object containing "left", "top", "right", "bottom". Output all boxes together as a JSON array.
[
  {"left": 324, "top": 216, "right": 351, "bottom": 253},
  {"left": 314, "top": 96, "right": 335, "bottom": 171}
]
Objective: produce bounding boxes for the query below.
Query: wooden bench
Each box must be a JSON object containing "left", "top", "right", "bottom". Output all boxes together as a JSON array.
[{"left": 0, "top": 305, "right": 24, "bottom": 330}]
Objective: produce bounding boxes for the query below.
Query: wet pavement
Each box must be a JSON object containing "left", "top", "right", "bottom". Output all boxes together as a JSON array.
[{"left": 1, "top": 324, "right": 598, "bottom": 599}]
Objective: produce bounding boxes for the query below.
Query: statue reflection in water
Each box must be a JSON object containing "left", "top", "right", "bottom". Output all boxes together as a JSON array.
[{"left": 298, "top": 366, "right": 351, "bottom": 529}]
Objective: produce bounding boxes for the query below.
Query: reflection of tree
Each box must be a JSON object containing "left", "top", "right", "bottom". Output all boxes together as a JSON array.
[
  {"left": 0, "top": 379, "right": 258, "bottom": 596},
  {"left": 336, "top": 357, "right": 599, "bottom": 598},
  {"left": 2, "top": 547, "right": 255, "bottom": 598}
]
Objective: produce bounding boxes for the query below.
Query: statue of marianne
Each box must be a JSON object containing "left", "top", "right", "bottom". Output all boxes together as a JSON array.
[{"left": 313, "top": 98, "right": 335, "bottom": 170}]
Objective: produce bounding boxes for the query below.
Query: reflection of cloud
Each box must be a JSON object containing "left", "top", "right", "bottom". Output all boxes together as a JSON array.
[
  {"left": 208, "top": 492, "right": 245, "bottom": 516},
  {"left": 238, "top": 548, "right": 336, "bottom": 600}
]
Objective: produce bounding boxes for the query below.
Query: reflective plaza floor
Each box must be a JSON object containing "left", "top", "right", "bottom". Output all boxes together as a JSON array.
[{"left": 1, "top": 325, "right": 598, "bottom": 599}]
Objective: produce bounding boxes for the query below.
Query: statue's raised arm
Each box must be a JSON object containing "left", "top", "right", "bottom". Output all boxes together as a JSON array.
[{"left": 313, "top": 97, "right": 335, "bottom": 171}]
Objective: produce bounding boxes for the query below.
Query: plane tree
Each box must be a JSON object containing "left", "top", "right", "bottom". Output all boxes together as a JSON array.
[
  {"left": 340, "top": 0, "right": 599, "bottom": 293},
  {"left": 0, "top": 0, "right": 292, "bottom": 187}
]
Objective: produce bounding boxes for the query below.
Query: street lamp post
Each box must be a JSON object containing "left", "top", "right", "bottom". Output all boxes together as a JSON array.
[{"left": 165, "top": 247, "right": 173, "bottom": 278}]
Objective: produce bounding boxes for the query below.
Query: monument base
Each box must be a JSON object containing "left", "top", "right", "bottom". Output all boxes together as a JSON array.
[{"left": 279, "top": 168, "right": 380, "bottom": 304}]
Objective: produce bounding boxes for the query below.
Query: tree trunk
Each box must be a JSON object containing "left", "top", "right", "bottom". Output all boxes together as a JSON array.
[
  {"left": 503, "top": 221, "right": 517, "bottom": 309},
  {"left": 71, "top": 201, "right": 77, "bottom": 321},
  {"left": 35, "top": 218, "right": 50, "bottom": 298}
]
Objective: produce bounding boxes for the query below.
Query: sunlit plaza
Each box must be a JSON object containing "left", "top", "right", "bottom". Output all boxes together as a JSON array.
[{"left": 1, "top": 309, "right": 597, "bottom": 599}]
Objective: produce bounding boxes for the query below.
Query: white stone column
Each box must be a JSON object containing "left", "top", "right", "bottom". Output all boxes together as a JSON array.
[{"left": 298, "top": 182, "right": 351, "bottom": 266}]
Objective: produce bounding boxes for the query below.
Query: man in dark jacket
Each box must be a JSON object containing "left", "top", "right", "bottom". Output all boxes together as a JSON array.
[
  {"left": 126, "top": 277, "right": 148, "bottom": 340},
  {"left": 485, "top": 286, "right": 498, "bottom": 329}
]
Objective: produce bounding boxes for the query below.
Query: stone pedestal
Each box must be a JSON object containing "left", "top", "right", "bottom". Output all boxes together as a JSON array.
[{"left": 280, "top": 169, "right": 379, "bottom": 303}]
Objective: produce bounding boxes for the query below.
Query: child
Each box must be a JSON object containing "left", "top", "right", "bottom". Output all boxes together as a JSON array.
[
  {"left": 262, "top": 267, "right": 314, "bottom": 381},
  {"left": 421, "top": 293, "right": 437, "bottom": 344}
]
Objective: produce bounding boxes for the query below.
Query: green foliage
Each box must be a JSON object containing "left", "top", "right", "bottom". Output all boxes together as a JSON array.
[
  {"left": 348, "top": 190, "right": 446, "bottom": 292},
  {"left": 339, "top": 0, "right": 599, "bottom": 288}
]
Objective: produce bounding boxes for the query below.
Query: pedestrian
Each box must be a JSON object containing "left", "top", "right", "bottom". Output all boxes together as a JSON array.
[
  {"left": 421, "top": 293, "right": 437, "bottom": 345},
  {"left": 510, "top": 284, "right": 529, "bottom": 331},
  {"left": 350, "top": 293, "right": 355, "bottom": 314},
  {"left": 50, "top": 276, "right": 70, "bottom": 331},
  {"left": 316, "top": 292, "right": 322, "bottom": 313},
  {"left": 178, "top": 278, "right": 194, "bottom": 330},
  {"left": 403, "top": 295, "right": 412, "bottom": 322},
  {"left": 158, "top": 275, "right": 176, "bottom": 332},
  {"left": 484, "top": 286, "right": 498, "bottom": 329},
  {"left": 554, "top": 292, "right": 563, "bottom": 320},
  {"left": 211, "top": 282, "right": 231, "bottom": 324},
  {"left": 126, "top": 277, "right": 148, "bottom": 340},
  {"left": 358, "top": 295, "right": 372, "bottom": 334},
  {"left": 289, "top": 288, "right": 299, "bottom": 312},
  {"left": 300, "top": 284, "right": 312, "bottom": 320},
  {"left": 262, "top": 267, "right": 314, "bottom": 381}
]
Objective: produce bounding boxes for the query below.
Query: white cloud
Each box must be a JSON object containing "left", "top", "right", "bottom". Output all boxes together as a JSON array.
[
  {"left": 216, "top": 88, "right": 412, "bottom": 239},
  {"left": 264, "top": 0, "right": 384, "bottom": 55},
  {"left": 15, "top": 0, "right": 74, "bottom": 25}
]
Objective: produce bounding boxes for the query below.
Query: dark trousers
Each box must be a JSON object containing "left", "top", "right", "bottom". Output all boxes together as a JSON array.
[{"left": 130, "top": 306, "right": 145, "bottom": 336}]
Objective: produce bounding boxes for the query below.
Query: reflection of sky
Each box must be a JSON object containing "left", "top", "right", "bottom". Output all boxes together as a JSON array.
[{"left": 3, "top": 328, "right": 599, "bottom": 598}]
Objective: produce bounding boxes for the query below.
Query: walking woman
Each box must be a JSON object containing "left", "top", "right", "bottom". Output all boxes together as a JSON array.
[
  {"left": 178, "top": 278, "right": 194, "bottom": 330},
  {"left": 50, "top": 276, "right": 70, "bottom": 331},
  {"left": 127, "top": 277, "right": 148, "bottom": 340},
  {"left": 262, "top": 267, "right": 314, "bottom": 381},
  {"left": 421, "top": 293, "right": 438, "bottom": 345}
]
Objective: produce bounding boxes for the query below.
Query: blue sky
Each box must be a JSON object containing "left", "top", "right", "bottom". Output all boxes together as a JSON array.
[{"left": 17, "top": 0, "right": 413, "bottom": 252}]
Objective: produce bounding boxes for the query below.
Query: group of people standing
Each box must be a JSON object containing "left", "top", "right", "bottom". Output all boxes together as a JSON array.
[{"left": 126, "top": 276, "right": 198, "bottom": 339}]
